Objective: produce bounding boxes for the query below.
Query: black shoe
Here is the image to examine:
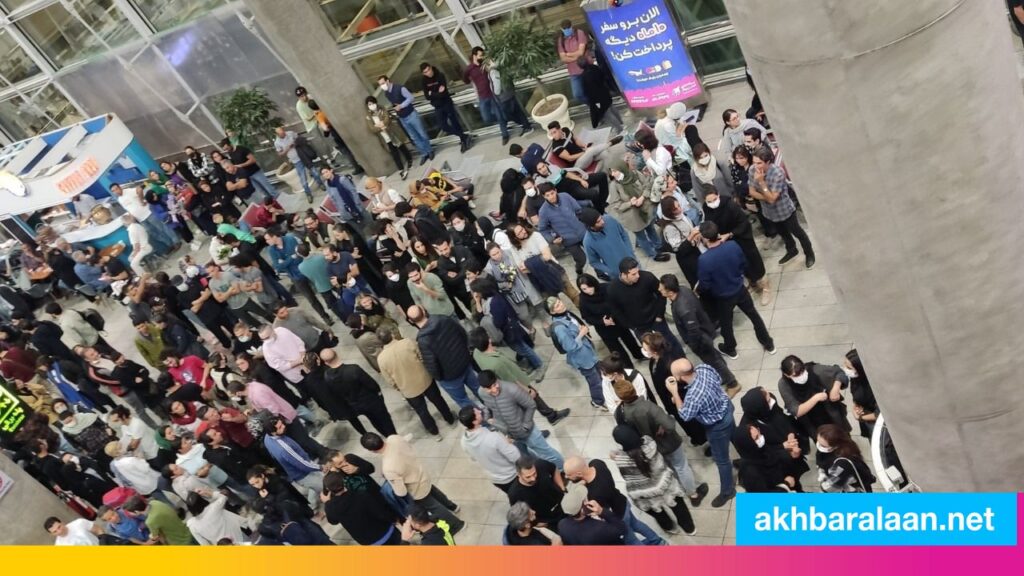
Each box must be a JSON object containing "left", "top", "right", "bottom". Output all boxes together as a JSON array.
[
  {"left": 540, "top": 429, "right": 550, "bottom": 438},
  {"left": 653, "top": 253, "right": 671, "bottom": 262},
  {"left": 459, "top": 140, "right": 467, "bottom": 153},
  {"left": 428, "top": 152, "right": 435, "bottom": 160},
  {"left": 547, "top": 408, "right": 571, "bottom": 425},
  {"left": 703, "top": 446, "right": 712, "bottom": 458},
  {"left": 608, "top": 135, "right": 624, "bottom": 146},
  {"left": 419, "top": 155, "right": 429, "bottom": 166},
  {"left": 717, "top": 344, "right": 738, "bottom": 360},
  {"left": 689, "top": 483, "right": 709, "bottom": 507},
  {"left": 595, "top": 271, "right": 611, "bottom": 281},
  {"left": 765, "top": 343, "right": 777, "bottom": 355},
  {"left": 520, "top": 125, "right": 535, "bottom": 136},
  {"left": 352, "top": 165, "right": 365, "bottom": 175},
  {"left": 778, "top": 252, "right": 798, "bottom": 265},
  {"left": 711, "top": 491, "right": 736, "bottom": 508},
  {"left": 805, "top": 255, "right": 816, "bottom": 269}
]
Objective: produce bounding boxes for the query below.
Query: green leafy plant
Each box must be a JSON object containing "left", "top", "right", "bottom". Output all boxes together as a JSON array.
[
  {"left": 484, "top": 16, "right": 558, "bottom": 97},
  {"left": 213, "top": 87, "right": 283, "bottom": 148}
]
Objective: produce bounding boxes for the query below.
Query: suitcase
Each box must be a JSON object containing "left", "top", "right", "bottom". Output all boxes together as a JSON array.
[{"left": 102, "top": 486, "right": 140, "bottom": 508}]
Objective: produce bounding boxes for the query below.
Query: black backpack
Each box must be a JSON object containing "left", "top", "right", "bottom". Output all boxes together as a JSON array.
[{"left": 77, "top": 308, "right": 104, "bottom": 332}]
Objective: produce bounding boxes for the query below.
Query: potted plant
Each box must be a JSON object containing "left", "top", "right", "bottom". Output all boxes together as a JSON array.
[
  {"left": 212, "top": 87, "right": 284, "bottom": 151},
  {"left": 484, "top": 16, "right": 572, "bottom": 129}
]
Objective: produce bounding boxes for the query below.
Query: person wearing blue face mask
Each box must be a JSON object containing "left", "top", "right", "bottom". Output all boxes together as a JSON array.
[{"left": 556, "top": 19, "right": 594, "bottom": 104}]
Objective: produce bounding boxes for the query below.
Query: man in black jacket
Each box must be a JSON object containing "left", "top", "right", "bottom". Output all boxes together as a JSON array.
[
  {"left": 408, "top": 305, "right": 480, "bottom": 409},
  {"left": 658, "top": 273, "right": 739, "bottom": 393},
  {"left": 605, "top": 258, "right": 685, "bottom": 357},
  {"left": 431, "top": 238, "right": 476, "bottom": 321},
  {"left": 322, "top": 471, "right": 402, "bottom": 545},
  {"left": 395, "top": 202, "right": 447, "bottom": 245},
  {"left": 319, "top": 347, "right": 397, "bottom": 436},
  {"left": 421, "top": 62, "right": 471, "bottom": 152}
]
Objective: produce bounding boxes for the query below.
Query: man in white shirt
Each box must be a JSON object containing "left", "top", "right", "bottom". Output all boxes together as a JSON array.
[
  {"left": 123, "top": 214, "right": 153, "bottom": 275},
  {"left": 258, "top": 324, "right": 306, "bottom": 384},
  {"left": 45, "top": 517, "right": 101, "bottom": 545},
  {"left": 110, "top": 182, "right": 179, "bottom": 254},
  {"left": 104, "top": 441, "right": 165, "bottom": 501},
  {"left": 109, "top": 406, "right": 159, "bottom": 463},
  {"left": 273, "top": 126, "right": 322, "bottom": 202}
]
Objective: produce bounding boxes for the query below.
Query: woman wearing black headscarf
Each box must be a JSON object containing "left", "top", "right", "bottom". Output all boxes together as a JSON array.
[
  {"left": 843, "top": 349, "right": 878, "bottom": 439},
  {"left": 733, "top": 387, "right": 809, "bottom": 492},
  {"left": 576, "top": 273, "right": 643, "bottom": 367},
  {"left": 498, "top": 168, "right": 527, "bottom": 224},
  {"left": 640, "top": 332, "right": 707, "bottom": 448}
]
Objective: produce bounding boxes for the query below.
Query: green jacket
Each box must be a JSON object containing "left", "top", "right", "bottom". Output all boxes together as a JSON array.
[
  {"left": 472, "top": 348, "right": 530, "bottom": 387},
  {"left": 134, "top": 324, "right": 166, "bottom": 368}
]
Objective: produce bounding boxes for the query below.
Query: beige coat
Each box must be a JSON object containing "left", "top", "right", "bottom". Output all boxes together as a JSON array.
[
  {"left": 365, "top": 107, "right": 410, "bottom": 147},
  {"left": 381, "top": 434, "right": 432, "bottom": 499},
  {"left": 376, "top": 338, "right": 432, "bottom": 399}
]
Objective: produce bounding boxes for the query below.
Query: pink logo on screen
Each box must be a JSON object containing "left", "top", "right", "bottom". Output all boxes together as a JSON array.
[{"left": 625, "top": 75, "right": 701, "bottom": 106}]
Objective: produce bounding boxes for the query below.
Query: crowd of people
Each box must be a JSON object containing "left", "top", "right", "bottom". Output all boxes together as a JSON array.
[{"left": 1, "top": 31, "right": 893, "bottom": 546}]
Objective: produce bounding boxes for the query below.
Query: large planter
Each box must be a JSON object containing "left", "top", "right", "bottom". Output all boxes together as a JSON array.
[
  {"left": 531, "top": 94, "right": 572, "bottom": 131},
  {"left": 273, "top": 162, "right": 301, "bottom": 195}
]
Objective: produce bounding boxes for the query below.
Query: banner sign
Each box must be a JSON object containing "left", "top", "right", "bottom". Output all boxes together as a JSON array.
[{"left": 586, "top": 0, "right": 702, "bottom": 108}]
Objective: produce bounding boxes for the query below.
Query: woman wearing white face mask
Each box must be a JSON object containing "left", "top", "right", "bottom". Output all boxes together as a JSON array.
[
  {"left": 815, "top": 424, "right": 875, "bottom": 492},
  {"left": 689, "top": 143, "right": 735, "bottom": 204},
  {"left": 640, "top": 332, "right": 708, "bottom": 447},
  {"left": 777, "top": 355, "right": 852, "bottom": 440},
  {"left": 699, "top": 187, "right": 771, "bottom": 305},
  {"left": 733, "top": 387, "right": 810, "bottom": 492},
  {"left": 364, "top": 96, "right": 413, "bottom": 179}
]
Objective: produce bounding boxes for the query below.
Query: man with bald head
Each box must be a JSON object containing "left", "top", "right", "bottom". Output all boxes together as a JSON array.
[
  {"left": 665, "top": 358, "right": 736, "bottom": 507},
  {"left": 408, "top": 305, "right": 481, "bottom": 409},
  {"left": 320, "top": 347, "right": 397, "bottom": 436}
]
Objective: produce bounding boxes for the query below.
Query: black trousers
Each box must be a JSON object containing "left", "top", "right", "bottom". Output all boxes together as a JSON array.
[
  {"left": 713, "top": 289, "right": 773, "bottom": 354},
  {"left": 685, "top": 331, "right": 738, "bottom": 388},
  {"left": 202, "top": 311, "right": 235, "bottom": 347},
  {"left": 595, "top": 324, "right": 643, "bottom": 368},
  {"left": 406, "top": 382, "right": 454, "bottom": 435},
  {"left": 564, "top": 243, "right": 587, "bottom": 275},
  {"left": 232, "top": 300, "right": 274, "bottom": 327},
  {"left": 648, "top": 497, "right": 695, "bottom": 534},
  {"left": 294, "top": 277, "right": 330, "bottom": 320},
  {"left": 353, "top": 395, "right": 398, "bottom": 437},
  {"left": 387, "top": 142, "right": 413, "bottom": 171},
  {"left": 415, "top": 486, "right": 464, "bottom": 534},
  {"left": 774, "top": 212, "right": 815, "bottom": 258},
  {"left": 434, "top": 100, "right": 467, "bottom": 140},
  {"left": 443, "top": 282, "right": 474, "bottom": 320}
]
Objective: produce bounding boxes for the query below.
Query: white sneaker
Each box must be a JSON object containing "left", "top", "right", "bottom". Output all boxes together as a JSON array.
[
  {"left": 468, "top": 200, "right": 477, "bottom": 209},
  {"left": 190, "top": 241, "right": 202, "bottom": 251}
]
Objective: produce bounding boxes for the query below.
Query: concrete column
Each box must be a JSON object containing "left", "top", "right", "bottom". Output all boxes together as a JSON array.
[
  {"left": 724, "top": 0, "right": 1024, "bottom": 491},
  {"left": 241, "top": 0, "right": 394, "bottom": 176},
  {"left": 0, "top": 455, "right": 79, "bottom": 544}
]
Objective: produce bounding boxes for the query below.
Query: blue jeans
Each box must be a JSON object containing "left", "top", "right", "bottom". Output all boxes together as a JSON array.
[
  {"left": 479, "top": 97, "right": 509, "bottom": 138},
  {"left": 706, "top": 409, "right": 737, "bottom": 495},
  {"left": 141, "top": 215, "right": 178, "bottom": 253},
  {"left": 249, "top": 168, "right": 279, "bottom": 200},
  {"left": 663, "top": 444, "right": 697, "bottom": 494},
  {"left": 399, "top": 111, "right": 432, "bottom": 157},
  {"left": 635, "top": 219, "right": 662, "bottom": 258},
  {"left": 437, "top": 366, "right": 481, "bottom": 409},
  {"left": 509, "top": 339, "right": 543, "bottom": 371},
  {"left": 578, "top": 364, "right": 605, "bottom": 405},
  {"left": 569, "top": 74, "right": 588, "bottom": 104},
  {"left": 294, "top": 160, "right": 323, "bottom": 198},
  {"left": 623, "top": 502, "right": 664, "bottom": 545},
  {"left": 515, "top": 425, "right": 564, "bottom": 469}
]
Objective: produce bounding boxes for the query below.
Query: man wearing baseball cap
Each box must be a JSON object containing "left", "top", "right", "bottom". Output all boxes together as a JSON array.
[{"left": 556, "top": 482, "right": 626, "bottom": 545}]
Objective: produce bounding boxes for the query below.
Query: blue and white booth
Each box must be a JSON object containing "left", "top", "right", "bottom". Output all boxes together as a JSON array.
[{"left": 0, "top": 114, "right": 161, "bottom": 258}]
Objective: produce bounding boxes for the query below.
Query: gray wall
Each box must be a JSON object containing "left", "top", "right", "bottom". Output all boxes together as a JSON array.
[{"left": 0, "top": 455, "right": 78, "bottom": 544}]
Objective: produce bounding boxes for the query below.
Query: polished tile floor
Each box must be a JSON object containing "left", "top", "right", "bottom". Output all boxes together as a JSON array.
[{"left": 86, "top": 82, "right": 866, "bottom": 546}]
